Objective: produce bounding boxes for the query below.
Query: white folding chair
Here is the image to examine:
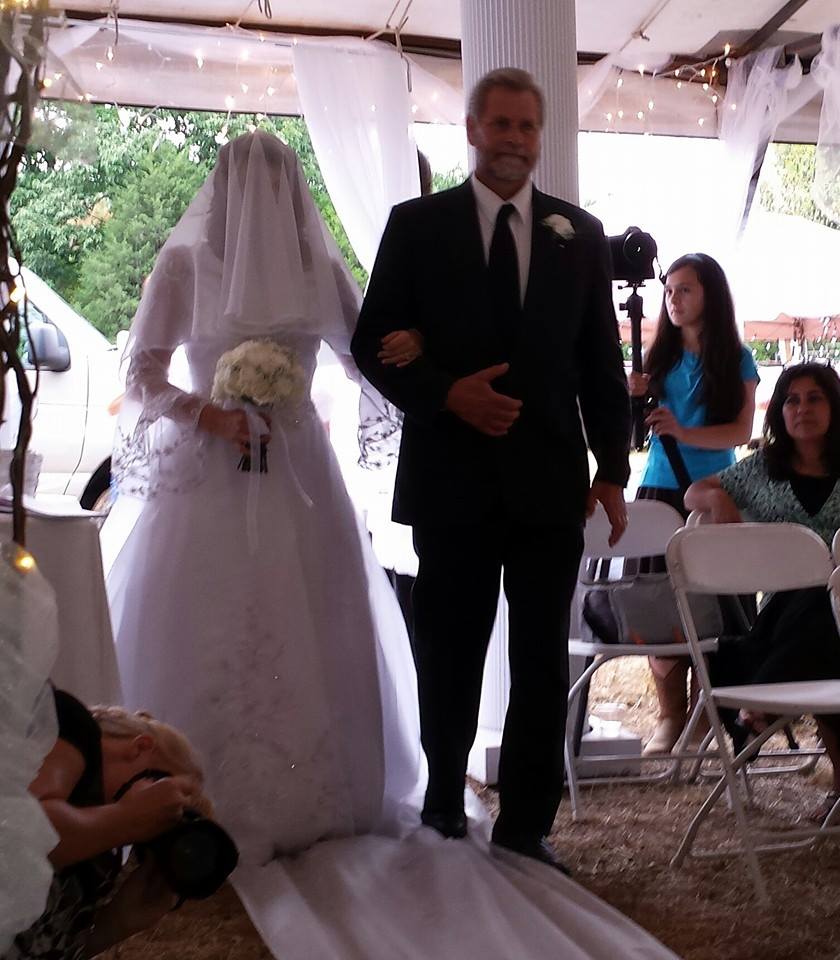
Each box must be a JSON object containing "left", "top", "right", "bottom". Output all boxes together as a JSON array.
[
  {"left": 667, "top": 522, "right": 840, "bottom": 902},
  {"left": 564, "top": 500, "right": 717, "bottom": 820},
  {"left": 679, "top": 511, "right": 820, "bottom": 784},
  {"left": 831, "top": 529, "right": 840, "bottom": 568}
]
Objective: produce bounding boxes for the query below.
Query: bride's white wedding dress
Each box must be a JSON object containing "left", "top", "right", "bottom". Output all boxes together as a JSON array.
[
  {"left": 105, "top": 132, "right": 678, "bottom": 960},
  {"left": 106, "top": 331, "right": 420, "bottom": 865}
]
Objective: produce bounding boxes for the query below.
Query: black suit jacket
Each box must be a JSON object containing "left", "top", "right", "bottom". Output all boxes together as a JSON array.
[{"left": 351, "top": 180, "right": 631, "bottom": 526}]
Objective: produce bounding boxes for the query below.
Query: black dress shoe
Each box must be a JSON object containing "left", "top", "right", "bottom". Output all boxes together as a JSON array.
[
  {"left": 491, "top": 832, "right": 570, "bottom": 876},
  {"left": 420, "top": 809, "right": 468, "bottom": 839}
]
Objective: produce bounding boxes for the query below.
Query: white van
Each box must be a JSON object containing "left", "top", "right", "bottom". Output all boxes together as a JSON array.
[{"left": 1, "top": 266, "right": 122, "bottom": 508}]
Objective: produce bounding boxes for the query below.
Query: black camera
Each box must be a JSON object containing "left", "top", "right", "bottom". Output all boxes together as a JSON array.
[
  {"left": 608, "top": 226, "right": 658, "bottom": 284},
  {"left": 115, "top": 769, "right": 239, "bottom": 901}
]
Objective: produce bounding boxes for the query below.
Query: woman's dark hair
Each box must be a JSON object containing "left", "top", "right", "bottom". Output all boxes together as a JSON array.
[
  {"left": 763, "top": 362, "right": 840, "bottom": 479},
  {"left": 644, "top": 253, "right": 744, "bottom": 424}
]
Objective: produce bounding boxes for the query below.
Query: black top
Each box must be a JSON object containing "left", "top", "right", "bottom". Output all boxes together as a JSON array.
[
  {"left": 8, "top": 689, "right": 120, "bottom": 960},
  {"left": 53, "top": 687, "right": 105, "bottom": 807},
  {"left": 789, "top": 473, "right": 837, "bottom": 517}
]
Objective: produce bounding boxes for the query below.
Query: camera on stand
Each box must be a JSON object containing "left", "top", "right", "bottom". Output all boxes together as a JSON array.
[{"left": 607, "top": 226, "right": 659, "bottom": 450}]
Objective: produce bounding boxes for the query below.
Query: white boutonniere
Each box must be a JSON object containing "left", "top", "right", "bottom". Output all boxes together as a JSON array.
[{"left": 542, "top": 214, "right": 575, "bottom": 243}]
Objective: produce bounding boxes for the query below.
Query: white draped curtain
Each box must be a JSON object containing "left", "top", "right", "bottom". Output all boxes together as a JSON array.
[
  {"left": 293, "top": 38, "right": 422, "bottom": 577},
  {"left": 719, "top": 46, "right": 820, "bottom": 248},
  {"left": 718, "top": 26, "right": 840, "bottom": 241},
  {"left": 812, "top": 24, "right": 840, "bottom": 225},
  {"left": 718, "top": 30, "right": 840, "bottom": 323},
  {"left": 292, "top": 38, "right": 420, "bottom": 274}
]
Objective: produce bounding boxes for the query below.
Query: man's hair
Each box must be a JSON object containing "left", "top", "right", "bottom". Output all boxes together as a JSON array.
[
  {"left": 467, "top": 67, "right": 545, "bottom": 126},
  {"left": 417, "top": 149, "right": 433, "bottom": 197},
  {"left": 92, "top": 704, "right": 212, "bottom": 814}
]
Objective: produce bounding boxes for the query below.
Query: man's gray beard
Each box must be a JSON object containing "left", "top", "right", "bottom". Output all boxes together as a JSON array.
[{"left": 489, "top": 155, "right": 532, "bottom": 181}]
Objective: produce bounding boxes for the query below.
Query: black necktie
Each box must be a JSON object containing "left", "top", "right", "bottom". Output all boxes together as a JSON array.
[{"left": 488, "top": 203, "right": 520, "bottom": 352}]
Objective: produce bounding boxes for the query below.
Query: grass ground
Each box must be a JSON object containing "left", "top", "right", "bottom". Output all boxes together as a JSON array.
[{"left": 103, "top": 658, "right": 840, "bottom": 960}]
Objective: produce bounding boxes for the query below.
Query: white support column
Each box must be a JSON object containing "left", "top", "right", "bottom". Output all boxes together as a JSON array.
[
  {"left": 460, "top": 0, "right": 579, "bottom": 203},
  {"left": 462, "top": 0, "right": 581, "bottom": 782}
]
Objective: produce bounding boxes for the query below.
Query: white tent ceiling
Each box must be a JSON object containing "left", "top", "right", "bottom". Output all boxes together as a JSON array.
[
  {"left": 57, "top": 0, "right": 838, "bottom": 56},
  {"left": 44, "top": 1, "right": 839, "bottom": 138}
]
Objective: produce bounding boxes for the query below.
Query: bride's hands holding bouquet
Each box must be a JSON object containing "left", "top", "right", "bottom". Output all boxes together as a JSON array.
[
  {"left": 208, "top": 340, "right": 303, "bottom": 472},
  {"left": 198, "top": 404, "right": 271, "bottom": 454}
]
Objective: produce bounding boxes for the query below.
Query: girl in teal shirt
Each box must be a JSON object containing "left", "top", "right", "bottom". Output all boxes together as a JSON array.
[{"left": 629, "top": 252, "right": 759, "bottom": 755}]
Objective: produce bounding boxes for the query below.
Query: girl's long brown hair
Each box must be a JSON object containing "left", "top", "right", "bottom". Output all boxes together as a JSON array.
[{"left": 644, "top": 253, "right": 745, "bottom": 424}]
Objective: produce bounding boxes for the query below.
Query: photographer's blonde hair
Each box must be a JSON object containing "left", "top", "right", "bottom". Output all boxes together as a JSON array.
[{"left": 91, "top": 705, "right": 213, "bottom": 816}]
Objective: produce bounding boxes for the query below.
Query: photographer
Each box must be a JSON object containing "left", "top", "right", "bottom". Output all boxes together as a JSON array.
[{"left": 5, "top": 688, "right": 209, "bottom": 960}]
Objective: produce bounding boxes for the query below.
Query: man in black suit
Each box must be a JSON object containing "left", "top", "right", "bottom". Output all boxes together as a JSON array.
[{"left": 351, "top": 68, "right": 630, "bottom": 869}]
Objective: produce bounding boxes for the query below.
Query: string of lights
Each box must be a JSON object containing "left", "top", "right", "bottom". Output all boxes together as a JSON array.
[{"left": 599, "top": 42, "right": 736, "bottom": 133}]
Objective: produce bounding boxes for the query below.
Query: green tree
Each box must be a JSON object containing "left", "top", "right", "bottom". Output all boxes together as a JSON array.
[
  {"left": 759, "top": 143, "right": 840, "bottom": 228},
  {"left": 12, "top": 106, "right": 367, "bottom": 335},
  {"left": 12, "top": 104, "right": 183, "bottom": 301},
  {"left": 432, "top": 165, "right": 466, "bottom": 193},
  {"left": 73, "top": 144, "right": 205, "bottom": 339}
]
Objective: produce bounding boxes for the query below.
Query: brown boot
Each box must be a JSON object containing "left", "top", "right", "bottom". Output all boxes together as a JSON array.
[{"left": 643, "top": 659, "right": 688, "bottom": 756}]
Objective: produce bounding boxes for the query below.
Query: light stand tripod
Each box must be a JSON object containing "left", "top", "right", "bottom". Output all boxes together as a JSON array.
[{"left": 619, "top": 280, "right": 648, "bottom": 452}]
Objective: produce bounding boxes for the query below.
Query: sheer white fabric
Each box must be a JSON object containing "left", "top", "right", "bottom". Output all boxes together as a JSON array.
[
  {"left": 292, "top": 38, "right": 420, "bottom": 274},
  {"left": 106, "top": 131, "right": 420, "bottom": 862},
  {"left": 812, "top": 24, "right": 840, "bottom": 225},
  {"left": 0, "top": 548, "right": 59, "bottom": 951},
  {"left": 577, "top": 55, "right": 620, "bottom": 123},
  {"left": 112, "top": 131, "right": 360, "bottom": 499},
  {"left": 233, "top": 802, "right": 680, "bottom": 960},
  {"left": 720, "top": 47, "right": 818, "bottom": 249},
  {"left": 107, "top": 355, "right": 421, "bottom": 862},
  {"left": 293, "top": 38, "right": 419, "bottom": 572}
]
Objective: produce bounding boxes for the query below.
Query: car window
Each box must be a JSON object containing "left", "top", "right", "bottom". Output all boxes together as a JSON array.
[{"left": 19, "top": 303, "right": 50, "bottom": 366}]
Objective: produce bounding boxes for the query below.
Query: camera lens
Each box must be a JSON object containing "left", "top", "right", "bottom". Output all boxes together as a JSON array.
[
  {"left": 608, "top": 226, "right": 657, "bottom": 283},
  {"left": 150, "top": 816, "right": 239, "bottom": 900},
  {"left": 166, "top": 828, "right": 220, "bottom": 885}
]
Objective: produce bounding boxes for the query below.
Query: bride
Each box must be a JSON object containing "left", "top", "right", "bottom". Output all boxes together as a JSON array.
[
  {"left": 105, "top": 130, "right": 420, "bottom": 864},
  {"left": 106, "top": 131, "right": 676, "bottom": 960}
]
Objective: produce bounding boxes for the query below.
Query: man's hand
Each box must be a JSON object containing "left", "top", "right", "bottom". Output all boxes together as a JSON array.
[
  {"left": 445, "top": 363, "right": 522, "bottom": 436},
  {"left": 586, "top": 481, "right": 628, "bottom": 546}
]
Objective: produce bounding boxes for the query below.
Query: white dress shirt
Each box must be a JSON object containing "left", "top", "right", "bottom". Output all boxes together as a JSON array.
[{"left": 470, "top": 174, "right": 533, "bottom": 306}]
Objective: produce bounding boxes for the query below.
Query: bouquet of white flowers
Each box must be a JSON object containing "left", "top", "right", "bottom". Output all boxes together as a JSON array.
[{"left": 211, "top": 340, "right": 306, "bottom": 473}]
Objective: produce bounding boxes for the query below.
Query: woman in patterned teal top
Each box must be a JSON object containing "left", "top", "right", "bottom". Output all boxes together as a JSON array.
[
  {"left": 628, "top": 253, "right": 758, "bottom": 756},
  {"left": 686, "top": 362, "right": 840, "bottom": 813}
]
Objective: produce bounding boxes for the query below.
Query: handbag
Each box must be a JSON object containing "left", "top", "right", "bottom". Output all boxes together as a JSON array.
[{"left": 582, "top": 573, "right": 723, "bottom": 646}]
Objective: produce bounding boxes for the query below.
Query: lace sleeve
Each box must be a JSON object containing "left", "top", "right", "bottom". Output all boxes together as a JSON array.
[
  {"left": 358, "top": 389, "right": 403, "bottom": 470},
  {"left": 124, "top": 348, "right": 205, "bottom": 430},
  {"left": 113, "top": 349, "right": 209, "bottom": 499},
  {"left": 321, "top": 256, "right": 360, "bottom": 360},
  {"left": 322, "top": 253, "right": 404, "bottom": 471},
  {"left": 112, "top": 249, "right": 214, "bottom": 498}
]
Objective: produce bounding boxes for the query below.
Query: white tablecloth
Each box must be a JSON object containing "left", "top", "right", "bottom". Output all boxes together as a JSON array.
[{"left": 0, "top": 500, "right": 121, "bottom": 706}]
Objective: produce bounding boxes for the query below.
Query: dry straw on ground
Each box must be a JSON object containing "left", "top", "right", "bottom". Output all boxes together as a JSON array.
[{"left": 105, "top": 660, "right": 840, "bottom": 960}]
